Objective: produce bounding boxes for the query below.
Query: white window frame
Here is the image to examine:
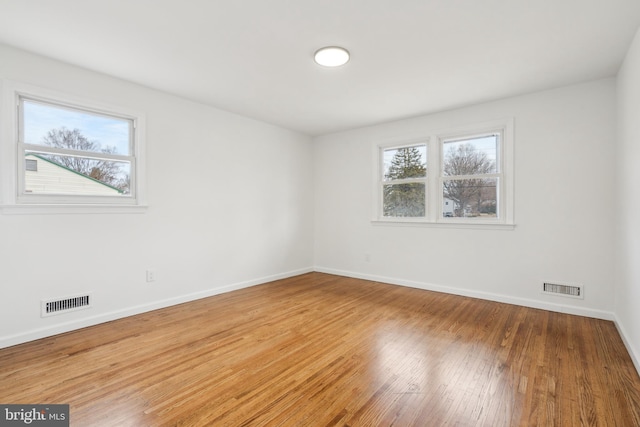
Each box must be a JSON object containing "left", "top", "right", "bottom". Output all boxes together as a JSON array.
[
  {"left": 373, "top": 118, "right": 514, "bottom": 229},
  {"left": 0, "top": 80, "right": 147, "bottom": 214}
]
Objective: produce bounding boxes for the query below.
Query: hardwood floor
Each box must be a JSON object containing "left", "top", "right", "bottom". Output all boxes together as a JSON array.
[{"left": 1, "top": 273, "right": 639, "bottom": 426}]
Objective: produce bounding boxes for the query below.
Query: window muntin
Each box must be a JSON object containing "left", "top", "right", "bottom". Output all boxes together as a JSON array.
[
  {"left": 381, "top": 144, "right": 427, "bottom": 218},
  {"left": 441, "top": 133, "right": 501, "bottom": 219},
  {"left": 18, "top": 96, "right": 135, "bottom": 200}
]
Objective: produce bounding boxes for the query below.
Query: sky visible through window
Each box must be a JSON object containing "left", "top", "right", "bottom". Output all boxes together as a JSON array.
[
  {"left": 23, "top": 100, "right": 130, "bottom": 154},
  {"left": 443, "top": 135, "right": 497, "bottom": 164}
]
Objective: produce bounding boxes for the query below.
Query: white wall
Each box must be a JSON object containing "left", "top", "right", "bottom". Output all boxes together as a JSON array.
[
  {"left": 0, "top": 44, "right": 314, "bottom": 348},
  {"left": 314, "top": 79, "right": 617, "bottom": 318},
  {"left": 615, "top": 28, "right": 640, "bottom": 371}
]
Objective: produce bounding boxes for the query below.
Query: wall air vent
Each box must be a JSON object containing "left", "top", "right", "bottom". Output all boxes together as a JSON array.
[
  {"left": 542, "top": 282, "right": 583, "bottom": 299},
  {"left": 41, "top": 294, "right": 91, "bottom": 317}
]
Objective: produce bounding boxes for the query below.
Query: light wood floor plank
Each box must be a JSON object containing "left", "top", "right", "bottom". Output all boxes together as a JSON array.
[{"left": 1, "top": 272, "right": 639, "bottom": 426}]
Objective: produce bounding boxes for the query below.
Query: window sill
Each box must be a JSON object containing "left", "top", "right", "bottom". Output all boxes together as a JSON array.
[
  {"left": 371, "top": 218, "right": 515, "bottom": 230},
  {"left": 0, "top": 204, "right": 148, "bottom": 215}
]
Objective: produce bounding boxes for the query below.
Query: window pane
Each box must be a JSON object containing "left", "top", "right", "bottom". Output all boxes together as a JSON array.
[
  {"left": 443, "top": 135, "right": 497, "bottom": 176},
  {"left": 383, "top": 183, "right": 425, "bottom": 217},
  {"left": 22, "top": 99, "right": 132, "bottom": 155},
  {"left": 383, "top": 145, "right": 426, "bottom": 181},
  {"left": 25, "top": 153, "right": 130, "bottom": 196},
  {"left": 442, "top": 178, "right": 497, "bottom": 218}
]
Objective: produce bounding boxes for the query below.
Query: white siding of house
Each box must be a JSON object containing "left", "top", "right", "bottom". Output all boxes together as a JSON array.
[
  {"left": 24, "top": 154, "right": 121, "bottom": 196},
  {"left": 442, "top": 198, "right": 454, "bottom": 216}
]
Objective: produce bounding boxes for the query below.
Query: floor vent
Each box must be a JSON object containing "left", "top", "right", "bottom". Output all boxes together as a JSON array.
[
  {"left": 41, "top": 294, "right": 91, "bottom": 317},
  {"left": 542, "top": 282, "right": 583, "bottom": 299}
]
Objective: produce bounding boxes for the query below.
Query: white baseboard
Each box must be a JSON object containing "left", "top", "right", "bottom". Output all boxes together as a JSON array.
[
  {"left": 0, "top": 267, "right": 314, "bottom": 349},
  {"left": 314, "top": 266, "right": 616, "bottom": 321},
  {"left": 613, "top": 314, "right": 640, "bottom": 376}
]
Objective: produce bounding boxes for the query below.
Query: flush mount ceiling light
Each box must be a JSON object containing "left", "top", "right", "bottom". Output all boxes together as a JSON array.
[{"left": 314, "top": 46, "right": 350, "bottom": 67}]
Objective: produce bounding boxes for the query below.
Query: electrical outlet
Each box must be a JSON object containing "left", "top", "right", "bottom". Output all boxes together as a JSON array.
[{"left": 146, "top": 269, "right": 156, "bottom": 282}]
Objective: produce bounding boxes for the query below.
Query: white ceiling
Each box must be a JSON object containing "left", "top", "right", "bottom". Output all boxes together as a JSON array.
[{"left": 0, "top": 0, "right": 639, "bottom": 136}]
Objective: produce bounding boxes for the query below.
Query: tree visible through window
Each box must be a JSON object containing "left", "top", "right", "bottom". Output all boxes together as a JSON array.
[
  {"left": 382, "top": 144, "right": 427, "bottom": 217},
  {"left": 442, "top": 134, "right": 499, "bottom": 218},
  {"left": 39, "top": 127, "right": 130, "bottom": 193}
]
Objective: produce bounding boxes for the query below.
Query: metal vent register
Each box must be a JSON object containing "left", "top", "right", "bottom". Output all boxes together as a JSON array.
[
  {"left": 42, "top": 294, "right": 91, "bottom": 317},
  {"left": 542, "top": 282, "right": 583, "bottom": 299}
]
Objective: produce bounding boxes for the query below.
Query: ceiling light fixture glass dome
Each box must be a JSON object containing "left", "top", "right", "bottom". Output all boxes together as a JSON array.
[{"left": 314, "top": 46, "right": 350, "bottom": 67}]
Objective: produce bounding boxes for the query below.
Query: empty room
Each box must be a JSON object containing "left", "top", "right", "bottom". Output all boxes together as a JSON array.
[{"left": 1, "top": 1, "right": 640, "bottom": 426}]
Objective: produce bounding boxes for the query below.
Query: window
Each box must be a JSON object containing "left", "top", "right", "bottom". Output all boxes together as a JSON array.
[
  {"left": 1, "top": 81, "right": 146, "bottom": 212},
  {"left": 375, "top": 119, "right": 514, "bottom": 227},
  {"left": 441, "top": 133, "right": 500, "bottom": 219},
  {"left": 20, "top": 97, "right": 133, "bottom": 198},
  {"left": 381, "top": 143, "right": 427, "bottom": 218}
]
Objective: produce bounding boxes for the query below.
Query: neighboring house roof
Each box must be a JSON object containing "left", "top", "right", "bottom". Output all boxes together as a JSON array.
[{"left": 25, "top": 153, "right": 124, "bottom": 195}]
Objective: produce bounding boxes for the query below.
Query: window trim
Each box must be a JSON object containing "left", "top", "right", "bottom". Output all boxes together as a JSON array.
[
  {"left": 372, "top": 118, "right": 514, "bottom": 228},
  {"left": 0, "top": 80, "right": 147, "bottom": 214}
]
